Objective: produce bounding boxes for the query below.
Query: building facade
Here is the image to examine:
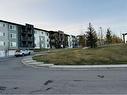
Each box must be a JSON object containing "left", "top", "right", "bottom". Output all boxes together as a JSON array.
[
  {"left": 0, "top": 20, "right": 18, "bottom": 57},
  {"left": 49, "top": 31, "right": 69, "bottom": 49},
  {"left": 49, "top": 31, "right": 59, "bottom": 49},
  {"left": 34, "top": 28, "right": 50, "bottom": 49},
  {"left": 68, "top": 35, "right": 73, "bottom": 48},
  {"left": 77, "top": 35, "right": 87, "bottom": 48},
  {"left": 72, "top": 36, "right": 78, "bottom": 48},
  {"left": 18, "top": 24, "right": 34, "bottom": 49},
  {"left": 0, "top": 20, "right": 79, "bottom": 57}
]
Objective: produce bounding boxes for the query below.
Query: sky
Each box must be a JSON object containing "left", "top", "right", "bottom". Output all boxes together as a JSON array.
[{"left": 0, "top": 0, "right": 127, "bottom": 36}]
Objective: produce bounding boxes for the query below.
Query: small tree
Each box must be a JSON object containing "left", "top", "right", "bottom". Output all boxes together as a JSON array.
[
  {"left": 86, "top": 23, "right": 97, "bottom": 48},
  {"left": 106, "top": 28, "right": 112, "bottom": 44}
]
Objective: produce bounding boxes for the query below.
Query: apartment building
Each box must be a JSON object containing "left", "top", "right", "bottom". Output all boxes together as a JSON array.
[
  {"left": 0, "top": 20, "right": 78, "bottom": 57},
  {"left": 72, "top": 36, "right": 78, "bottom": 48},
  {"left": 68, "top": 35, "right": 73, "bottom": 48},
  {"left": 64, "top": 34, "right": 69, "bottom": 48},
  {"left": 0, "top": 20, "right": 35, "bottom": 57},
  {"left": 34, "top": 28, "right": 50, "bottom": 49},
  {"left": 0, "top": 20, "right": 18, "bottom": 57},
  {"left": 18, "top": 24, "right": 34, "bottom": 49},
  {"left": 77, "top": 35, "right": 87, "bottom": 47},
  {"left": 49, "top": 30, "right": 69, "bottom": 48},
  {"left": 49, "top": 31, "right": 59, "bottom": 49}
]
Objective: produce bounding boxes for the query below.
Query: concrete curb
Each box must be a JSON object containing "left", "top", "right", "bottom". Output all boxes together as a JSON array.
[
  {"left": 21, "top": 56, "right": 54, "bottom": 68},
  {"left": 21, "top": 56, "right": 127, "bottom": 69}
]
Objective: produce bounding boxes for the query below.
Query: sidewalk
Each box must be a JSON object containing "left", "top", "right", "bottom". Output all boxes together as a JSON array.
[{"left": 22, "top": 55, "right": 127, "bottom": 69}]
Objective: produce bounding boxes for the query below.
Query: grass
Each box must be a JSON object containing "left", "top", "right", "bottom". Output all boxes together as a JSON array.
[
  {"left": 33, "top": 48, "right": 50, "bottom": 52},
  {"left": 33, "top": 44, "right": 127, "bottom": 65}
]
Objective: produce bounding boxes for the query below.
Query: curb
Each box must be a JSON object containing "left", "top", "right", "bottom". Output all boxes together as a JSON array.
[
  {"left": 21, "top": 56, "right": 54, "bottom": 68},
  {"left": 21, "top": 56, "right": 127, "bottom": 69}
]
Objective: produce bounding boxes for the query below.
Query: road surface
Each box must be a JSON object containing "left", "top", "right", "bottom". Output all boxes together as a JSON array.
[{"left": 0, "top": 56, "right": 127, "bottom": 94}]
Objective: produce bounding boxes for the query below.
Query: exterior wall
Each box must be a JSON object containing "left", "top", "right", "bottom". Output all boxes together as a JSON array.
[
  {"left": 64, "top": 35, "right": 69, "bottom": 48},
  {"left": 18, "top": 24, "right": 34, "bottom": 49},
  {"left": 68, "top": 35, "right": 73, "bottom": 48},
  {"left": 0, "top": 50, "right": 5, "bottom": 57},
  {"left": 0, "top": 21, "right": 18, "bottom": 57},
  {"left": 58, "top": 31, "right": 64, "bottom": 48},
  {"left": 0, "top": 50, "right": 16, "bottom": 57},
  {"left": 8, "top": 24, "right": 18, "bottom": 49},
  {"left": 125, "top": 36, "right": 127, "bottom": 43},
  {"left": 77, "top": 35, "right": 87, "bottom": 47},
  {"left": 0, "top": 22, "right": 9, "bottom": 50},
  {"left": 72, "top": 36, "right": 78, "bottom": 48},
  {"left": 34, "top": 29, "right": 50, "bottom": 49},
  {"left": 49, "top": 31, "right": 59, "bottom": 49},
  {"left": 8, "top": 50, "right": 16, "bottom": 56},
  {"left": 49, "top": 31, "right": 68, "bottom": 49}
]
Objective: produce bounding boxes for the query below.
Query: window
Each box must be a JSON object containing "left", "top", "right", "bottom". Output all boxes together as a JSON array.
[
  {"left": 10, "top": 33, "right": 16, "bottom": 38},
  {"left": 0, "top": 41, "right": 5, "bottom": 46},
  {"left": 34, "top": 31, "right": 37, "bottom": 34},
  {"left": 9, "top": 25, "right": 16, "bottom": 30},
  {"left": 47, "top": 33, "right": 49, "bottom": 36},
  {"left": 4, "top": 42, "right": 5, "bottom": 46},
  {"left": 47, "top": 44, "right": 49, "bottom": 47},
  {"left": 3, "top": 33, "right": 5, "bottom": 36},
  {"left": 10, "top": 42, "right": 16, "bottom": 47},
  {"left": 41, "top": 32, "right": 43, "bottom": 34},
  {"left": 9, "top": 25, "right": 13, "bottom": 29},
  {"left": 0, "top": 32, "right": 5, "bottom": 36},
  {"left": 3, "top": 24, "right": 5, "bottom": 27},
  {"left": 0, "top": 22, "right": 6, "bottom": 27}
]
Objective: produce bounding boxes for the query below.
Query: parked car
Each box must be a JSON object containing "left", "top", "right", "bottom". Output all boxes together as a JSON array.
[{"left": 15, "top": 49, "right": 31, "bottom": 57}]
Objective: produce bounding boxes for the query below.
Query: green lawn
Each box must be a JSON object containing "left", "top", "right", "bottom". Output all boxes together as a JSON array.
[{"left": 33, "top": 44, "right": 127, "bottom": 65}]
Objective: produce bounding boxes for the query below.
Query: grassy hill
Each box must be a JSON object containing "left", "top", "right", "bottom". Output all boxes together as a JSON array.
[{"left": 33, "top": 44, "right": 127, "bottom": 65}]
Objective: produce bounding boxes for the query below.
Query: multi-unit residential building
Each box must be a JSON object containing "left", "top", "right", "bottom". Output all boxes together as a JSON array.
[
  {"left": 0, "top": 20, "right": 78, "bottom": 57},
  {"left": 18, "top": 24, "right": 35, "bottom": 49},
  {"left": 49, "top": 30, "right": 69, "bottom": 48},
  {"left": 77, "top": 35, "right": 87, "bottom": 48},
  {"left": 34, "top": 28, "right": 50, "bottom": 49},
  {"left": 49, "top": 30, "right": 59, "bottom": 49},
  {"left": 72, "top": 35, "right": 78, "bottom": 48},
  {"left": 0, "top": 20, "right": 19, "bottom": 57},
  {"left": 68, "top": 35, "right": 73, "bottom": 48},
  {"left": 0, "top": 20, "right": 36, "bottom": 57}
]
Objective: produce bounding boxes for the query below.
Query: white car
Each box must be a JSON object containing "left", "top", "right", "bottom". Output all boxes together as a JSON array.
[{"left": 15, "top": 49, "right": 31, "bottom": 57}]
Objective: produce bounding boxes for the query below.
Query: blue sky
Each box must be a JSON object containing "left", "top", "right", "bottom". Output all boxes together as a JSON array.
[{"left": 0, "top": 0, "right": 127, "bottom": 36}]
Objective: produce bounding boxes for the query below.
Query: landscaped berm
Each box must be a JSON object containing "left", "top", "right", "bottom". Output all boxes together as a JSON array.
[{"left": 33, "top": 44, "right": 127, "bottom": 65}]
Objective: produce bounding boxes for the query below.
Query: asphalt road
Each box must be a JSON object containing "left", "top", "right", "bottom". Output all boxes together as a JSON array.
[{"left": 0, "top": 56, "right": 127, "bottom": 94}]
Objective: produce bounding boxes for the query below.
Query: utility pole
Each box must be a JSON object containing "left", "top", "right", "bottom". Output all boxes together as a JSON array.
[{"left": 99, "top": 27, "right": 103, "bottom": 46}]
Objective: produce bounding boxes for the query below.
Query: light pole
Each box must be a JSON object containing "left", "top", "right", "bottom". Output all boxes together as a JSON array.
[{"left": 99, "top": 27, "right": 103, "bottom": 46}]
